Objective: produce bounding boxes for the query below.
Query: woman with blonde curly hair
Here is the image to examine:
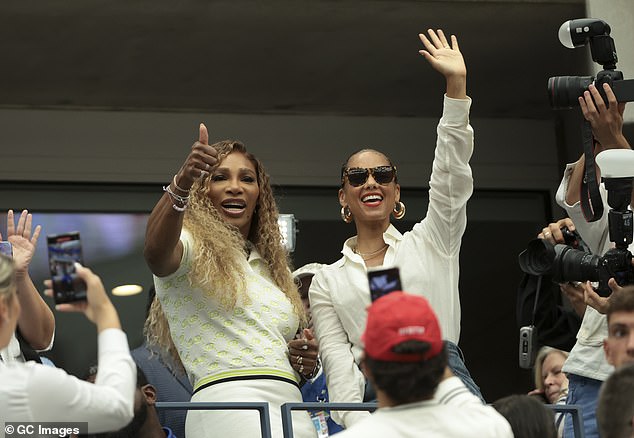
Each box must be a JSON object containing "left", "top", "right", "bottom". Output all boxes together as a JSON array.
[{"left": 144, "top": 124, "right": 317, "bottom": 438}]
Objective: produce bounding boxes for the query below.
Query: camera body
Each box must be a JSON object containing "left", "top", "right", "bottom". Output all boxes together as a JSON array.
[{"left": 519, "top": 325, "right": 537, "bottom": 369}]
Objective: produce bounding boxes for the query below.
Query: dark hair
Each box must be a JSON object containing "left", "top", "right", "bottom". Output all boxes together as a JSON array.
[
  {"left": 364, "top": 341, "right": 447, "bottom": 404},
  {"left": 597, "top": 364, "right": 634, "bottom": 438},
  {"left": 607, "top": 285, "right": 634, "bottom": 322},
  {"left": 340, "top": 148, "right": 398, "bottom": 187},
  {"left": 492, "top": 394, "right": 557, "bottom": 438}
]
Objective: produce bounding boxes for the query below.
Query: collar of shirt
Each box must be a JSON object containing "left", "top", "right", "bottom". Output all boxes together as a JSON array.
[{"left": 341, "top": 224, "right": 403, "bottom": 265}]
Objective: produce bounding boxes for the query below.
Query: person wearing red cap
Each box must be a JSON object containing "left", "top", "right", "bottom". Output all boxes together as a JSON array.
[{"left": 335, "top": 292, "right": 512, "bottom": 438}]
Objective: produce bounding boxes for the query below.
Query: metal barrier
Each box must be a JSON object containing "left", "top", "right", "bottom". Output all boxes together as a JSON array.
[
  {"left": 156, "top": 400, "right": 581, "bottom": 438},
  {"left": 155, "top": 401, "right": 272, "bottom": 438},
  {"left": 545, "top": 404, "right": 585, "bottom": 438},
  {"left": 280, "top": 402, "right": 377, "bottom": 438}
]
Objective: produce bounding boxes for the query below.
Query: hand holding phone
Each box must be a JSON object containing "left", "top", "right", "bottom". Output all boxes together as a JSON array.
[
  {"left": 47, "top": 232, "right": 87, "bottom": 304},
  {"left": 368, "top": 267, "right": 403, "bottom": 302}
]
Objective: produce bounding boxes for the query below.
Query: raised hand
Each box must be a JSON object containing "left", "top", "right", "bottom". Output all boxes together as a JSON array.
[
  {"left": 174, "top": 123, "right": 219, "bottom": 191},
  {"left": 2, "top": 210, "right": 41, "bottom": 277},
  {"left": 418, "top": 28, "right": 467, "bottom": 99}
]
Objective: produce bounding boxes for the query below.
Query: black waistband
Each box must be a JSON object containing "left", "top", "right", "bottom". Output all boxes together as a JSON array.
[{"left": 193, "top": 374, "right": 300, "bottom": 395}]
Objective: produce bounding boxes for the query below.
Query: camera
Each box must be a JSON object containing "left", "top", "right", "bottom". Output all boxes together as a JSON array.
[
  {"left": 519, "top": 230, "right": 633, "bottom": 296},
  {"left": 519, "top": 151, "right": 634, "bottom": 297},
  {"left": 519, "top": 325, "right": 537, "bottom": 369},
  {"left": 548, "top": 19, "right": 634, "bottom": 109}
]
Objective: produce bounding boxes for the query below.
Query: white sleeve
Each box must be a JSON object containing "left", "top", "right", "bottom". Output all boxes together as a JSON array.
[
  {"left": 27, "top": 328, "right": 136, "bottom": 433},
  {"left": 309, "top": 272, "right": 370, "bottom": 428},
  {"left": 412, "top": 95, "right": 474, "bottom": 257},
  {"left": 555, "top": 163, "right": 611, "bottom": 255}
]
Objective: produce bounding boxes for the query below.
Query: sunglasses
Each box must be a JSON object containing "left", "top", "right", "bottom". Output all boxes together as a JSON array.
[{"left": 342, "top": 165, "right": 397, "bottom": 187}]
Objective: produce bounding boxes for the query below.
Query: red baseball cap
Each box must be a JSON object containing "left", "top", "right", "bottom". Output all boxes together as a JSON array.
[{"left": 362, "top": 291, "right": 443, "bottom": 362}]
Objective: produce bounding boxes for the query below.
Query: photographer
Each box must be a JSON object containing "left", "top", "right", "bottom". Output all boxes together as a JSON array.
[{"left": 553, "top": 82, "right": 633, "bottom": 438}]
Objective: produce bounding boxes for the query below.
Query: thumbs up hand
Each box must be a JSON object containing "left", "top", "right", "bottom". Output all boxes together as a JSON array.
[{"left": 174, "top": 123, "right": 218, "bottom": 191}]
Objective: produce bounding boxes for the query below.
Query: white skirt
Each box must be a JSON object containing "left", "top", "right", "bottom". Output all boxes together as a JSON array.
[{"left": 186, "top": 378, "right": 317, "bottom": 438}]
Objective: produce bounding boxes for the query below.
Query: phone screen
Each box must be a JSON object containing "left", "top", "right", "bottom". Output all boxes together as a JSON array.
[
  {"left": 0, "top": 241, "right": 12, "bottom": 258},
  {"left": 47, "top": 232, "right": 87, "bottom": 304},
  {"left": 367, "top": 267, "right": 402, "bottom": 302}
]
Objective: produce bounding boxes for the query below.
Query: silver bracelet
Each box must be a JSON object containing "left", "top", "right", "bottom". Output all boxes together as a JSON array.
[
  {"left": 163, "top": 185, "right": 189, "bottom": 212},
  {"left": 172, "top": 174, "right": 190, "bottom": 194}
]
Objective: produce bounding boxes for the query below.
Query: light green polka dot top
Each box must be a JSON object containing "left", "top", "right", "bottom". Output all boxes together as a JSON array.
[{"left": 154, "top": 230, "right": 300, "bottom": 391}]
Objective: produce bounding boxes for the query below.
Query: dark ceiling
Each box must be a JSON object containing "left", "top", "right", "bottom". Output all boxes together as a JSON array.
[{"left": 0, "top": 0, "right": 587, "bottom": 119}]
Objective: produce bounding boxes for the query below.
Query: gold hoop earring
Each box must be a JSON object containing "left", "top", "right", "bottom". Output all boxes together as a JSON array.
[
  {"left": 340, "top": 206, "right": 353, "bottom": 223},
  {"left": 393, "top": 201, "right": 406, "bottom": 220}
]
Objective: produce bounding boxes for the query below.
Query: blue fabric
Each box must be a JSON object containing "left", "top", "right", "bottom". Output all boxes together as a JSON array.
[
  {"left": 563, "top": 373, "right": 601, "bottom": 438},
  {"left": 132, "top": 343, "right": 193, "bottom": 438},
  {"left": 445, "top": 341, "right": 485, "bottom": 403},
  {"left": 300, "top": 371, "right": 344, "bottom": 435}
]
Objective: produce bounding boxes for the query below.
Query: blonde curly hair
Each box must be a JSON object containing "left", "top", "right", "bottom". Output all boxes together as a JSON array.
[{"left": 145, "top": 140, "right": 305, "bottom": 369}]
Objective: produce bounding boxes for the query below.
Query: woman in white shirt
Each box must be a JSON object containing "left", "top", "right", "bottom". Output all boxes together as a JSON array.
[
  {"left": 0, "top": 255, "right": 135, "bottom": 436},
  {"left": 309, "top": 28, "right": 482, "bottom": 429}
]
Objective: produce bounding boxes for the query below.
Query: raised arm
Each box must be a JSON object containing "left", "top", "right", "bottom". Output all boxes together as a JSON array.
[
  {"left": 144, "top": 123, "right": 218, "bottom": 277},
  {"left": 418, "top": 28, "right": 467, "bottom": 99},
  {"left": 38, "top": 264, "right": 136, "bottom": 432},
  {"left": 3, "top": 209, "right": 54, "bottom": 350},
  {"left": 565, "top": 83, "right": 631, "bottom": 206}
]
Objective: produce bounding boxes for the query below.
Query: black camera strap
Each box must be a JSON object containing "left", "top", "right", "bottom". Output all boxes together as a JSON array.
[
  {"left": 580, "top": 120, "right": 604, "bottom": 222},
  {"left": 530, "top": 275, "right": 541, "bottom": 327}
]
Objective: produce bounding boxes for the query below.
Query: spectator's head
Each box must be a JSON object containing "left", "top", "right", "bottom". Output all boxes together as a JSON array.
[
  {"left": 361, "top": 291, "right": 447, "bottom": 406},
  {"left": 88, "top": 366, "right": 164, "bottom": 438},
  {"left": 0, "top": 254, "right": 17, "bottom": 349},
  {"left": 605, "top": 285, "right": 634, "bottom": 369},
  {"left": 533, "top": 346, "right": 569, "bottom": 403},
  {"left": 597, "top": 363, "right": 634, "bottom": 438},
  {"left": 493, "top": 394, "right": 557, "bottom": 438},
  {"left": 292, "top": 263, "right": 324, "bottom": 324}
]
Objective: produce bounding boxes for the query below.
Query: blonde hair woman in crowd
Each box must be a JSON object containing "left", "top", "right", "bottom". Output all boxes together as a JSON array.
[
  {"left": 530, "top": 346, "right": 569, "bottom": 436},
  {"left": 144, "top": 125, "right": 317, "bottom": 438}
]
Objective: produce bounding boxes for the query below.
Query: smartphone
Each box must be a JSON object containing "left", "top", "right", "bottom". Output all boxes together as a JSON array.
[
  {"left": 0, "top": 241, "right": 12, "bottom": 258},
  {"left": 47, "top": 232, "right": 87, "bottom": 304},
  {"left": 367, "top": 267, "right": 402, "bottom": 302},
  {"left": 519, "top": 325, "right": 537, "bottom": 369}
]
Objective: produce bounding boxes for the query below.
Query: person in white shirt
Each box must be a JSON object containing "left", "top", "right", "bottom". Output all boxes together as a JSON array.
[
  {"left": 0, "top": 209, "right": 55, "bottom": 364},
  {"left": 540, "top": 82, "right": 633, "bottom": 438},
  {"left": 335, "top": 292, "right": 512, "bottom": 438},
  {"left": 309, "top": 28, "right": 481, "bottom": 429},
  {"left": 0, "top": 255, "right": 135, "bottom": 436}
]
